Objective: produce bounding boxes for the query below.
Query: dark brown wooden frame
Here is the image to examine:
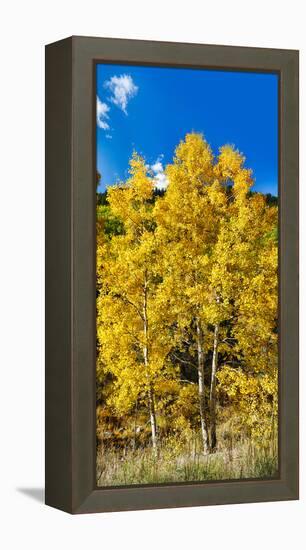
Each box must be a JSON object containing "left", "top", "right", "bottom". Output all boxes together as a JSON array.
[{"left": 45, "top": 36, "right": 299, "bottom": 514}]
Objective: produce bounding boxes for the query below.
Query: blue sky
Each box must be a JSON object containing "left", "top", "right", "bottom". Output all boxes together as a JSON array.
[{"left": 96, "top": 64, "right": 278, "bottom": 196}]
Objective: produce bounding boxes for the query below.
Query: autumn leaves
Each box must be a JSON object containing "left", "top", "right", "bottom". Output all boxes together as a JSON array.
[{"left": 96, "top": 133, "right": 278, "bottom": 458}]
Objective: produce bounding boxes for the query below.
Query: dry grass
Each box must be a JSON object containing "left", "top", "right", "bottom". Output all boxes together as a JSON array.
[{"left": 96, "top": 434, "right": 278, "bottom": 487}]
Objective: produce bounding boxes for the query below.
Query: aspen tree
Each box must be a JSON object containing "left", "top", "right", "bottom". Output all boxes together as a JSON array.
[
  {"left": 97, "top": 154, "right": 175, "bottom": 452},
  {"left": 155, "top": 133, "right": 219, "bottom": 453}
]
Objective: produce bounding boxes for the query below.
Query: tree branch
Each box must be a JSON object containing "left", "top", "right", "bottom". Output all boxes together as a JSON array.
[
  {"left": 113, "top": 293, "right": 144, "bottom": 321},
  {"left": 171, "top": 352, "right": 196, "bottom": 367}
]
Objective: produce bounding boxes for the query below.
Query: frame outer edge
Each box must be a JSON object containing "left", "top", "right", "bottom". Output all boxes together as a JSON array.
[
  {"left": 46, "top": 36, "right": 299, "bottom": 514},
  {"left": 45, "top": 37, "right": 74, "bottom": 513},
  {"left": 280, "top": 50, "right": 299, "bottom": 499}
]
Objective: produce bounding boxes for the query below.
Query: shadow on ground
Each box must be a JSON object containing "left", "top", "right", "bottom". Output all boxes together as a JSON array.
[{"left": 17, "top": 488, "right": 44, "bottom": 503}]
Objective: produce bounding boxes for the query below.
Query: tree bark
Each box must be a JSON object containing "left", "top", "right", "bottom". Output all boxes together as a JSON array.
[
  {"left": 133, "top": 398, "right": 138, "bottom": 451},
  {"left": 196, "top": 317, "right": 209, "bottom": 454},
  {"left": 143, "top": 277, "right": 157, "bottom": 453},
  {"left": 210, "top": 322, "right": 219, "bottom": 452},
  {"left": 148, "top": 384, "right": 157, "bottom": 452}
]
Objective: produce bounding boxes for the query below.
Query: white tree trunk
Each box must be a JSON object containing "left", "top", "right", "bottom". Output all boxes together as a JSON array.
[
  {"left": 148, "top": 384, "right": 157, "bottom": 452},
  {"left": 196, "top": 317, "right": 209, "bottom": 454},
  {"left": 210, "top": 322, "right": 219, "bottom": 451},
  {"left": 143, "top": 278, "right": 157, "bottom": 453}
]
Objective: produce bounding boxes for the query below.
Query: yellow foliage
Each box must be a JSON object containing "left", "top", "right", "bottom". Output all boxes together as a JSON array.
[
  {"left": 96, "top": 132, "right": 278, "bottom": 455},
  {"left": 217, "top": 365, "right": 278, "bottom": 440}
]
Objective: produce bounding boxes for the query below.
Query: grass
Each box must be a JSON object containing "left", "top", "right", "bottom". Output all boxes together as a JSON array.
[{"left": 96, "top": 435, "right": 278, "bottom": 487}]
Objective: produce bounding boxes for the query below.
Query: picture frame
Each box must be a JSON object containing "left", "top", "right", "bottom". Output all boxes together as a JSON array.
[{"left": 45, "top": 36, "right": 299, "bottom": 514}]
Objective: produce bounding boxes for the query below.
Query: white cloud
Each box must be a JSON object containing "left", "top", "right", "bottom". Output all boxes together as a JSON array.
[
  {"left": 105, "top": 74, "right": 138, "bottom": 114},
  {"left": 150, "top": 156, "right": 168, "bottom": 190},
  {"left": 96, "top": 96, "right": 110, "bottom": 130},
  {"left": 105, "top": 134, "right": 112, "bottom": 140}
]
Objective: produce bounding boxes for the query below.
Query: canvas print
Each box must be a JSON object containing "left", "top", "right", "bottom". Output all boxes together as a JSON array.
[{"left": 96, "top": 64, "right": 278, "bottom": 487}]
